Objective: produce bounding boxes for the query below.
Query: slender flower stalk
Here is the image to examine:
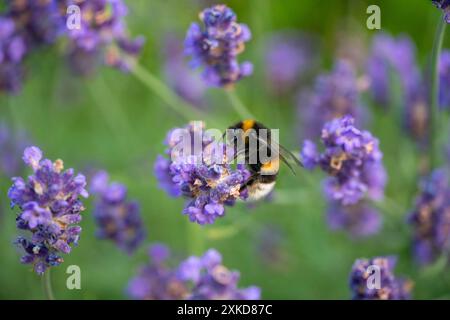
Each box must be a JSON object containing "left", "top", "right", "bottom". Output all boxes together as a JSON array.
[
  {"left": 226, "top": 89, "right": 255, "bottom": 120},
  {"left": 430, "top": 17, "right": 447, "bottom": 168},
  {"left": 42, "top": 269, "right": 55, "bottom": 300},
  {"left": 130, "top": 62, "right": 221, "bottom": 127}
]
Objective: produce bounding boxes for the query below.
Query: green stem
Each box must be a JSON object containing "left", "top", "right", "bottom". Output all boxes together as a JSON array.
[
  {"left": 226, "top": 90, "right": 255, "bottom": 120},
  {"left": 430, "top": 16, "right": 447, "bottom": 168},
  {"left": 131, "top": 63, "right": 220, "bottom": 127},
  {"left": 42, "top": 269, "right": 55, "bottom": 300}
]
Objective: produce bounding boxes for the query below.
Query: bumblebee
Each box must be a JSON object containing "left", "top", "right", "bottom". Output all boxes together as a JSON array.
[{"left": 226, "top": 119, "right": 302, "bottom": 201}]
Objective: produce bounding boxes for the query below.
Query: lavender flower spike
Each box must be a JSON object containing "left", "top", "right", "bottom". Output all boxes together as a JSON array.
[
  {"left": 127, "top": 244, "right": 261, "bottom": 300},
  {"left": 0, "top": 16, "right": 27, "bottom": 93},
  {"left": 408, "top": 169, "right": 450, "bottom": 265},
  {"left": 185, "top": 4, "right": 253, "bottom": 87},
  {"left": 66, "top": 0, "right": 145, "bottom": 75},
  {"left": 301, "top": 115, "right": 386, "bottom": 237},
  {"left": 350, "top": 256, "right": 412, "bottom": 300},
  {"left": 90, "top": 171, "right": 146, "bottom": 254},
  {"left": 297, "top": 60, "right": 365, "bottom": 140},
  {"left": 154, "top": 122, "right": 250, "bottom": 225},
  {"left": 301, "top": 115, "right": 387, "bottom": 206},
  {"left": 8, "top": 146, "right": 88, "bottom": 275}
]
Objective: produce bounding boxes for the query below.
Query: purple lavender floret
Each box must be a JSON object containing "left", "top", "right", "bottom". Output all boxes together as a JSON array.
[
  {"left": 432, "top": 0, "right": 450, "bottom": 23},
  {"left": 154, "top": 121, "right": 250, "bottom": 225},
  {"left": 350, "top": 256, "right": 412, "bottom": 300},
  {"left": 66, "top": 0, "right": 145, "bottom": 75},
  {"left": 0, "top": 122, "right": 30, "bottom": 177},
  {"left": 184, "top": 4, "right": 252, "bottom": 87},
  {"left": 127, "top": 244, "right": 260, "bottom": 300},
  {"left": 301, "top": 115, "right": 386, "bottom": 205},
  {"left": 439, "top": 50, "right": 450, "bottom": 109},
  {"left": 0, "top": 16, "right": 27, "bottom": 93},
  {"left": 8, "top": 146, "right": 88, "bottom": 274},
  {"left": 297, "top": 60, "right": 365, "bottom": 140},
  {"left": 408, "top": 169, "right": 450, "bottom": 265},
  {"left": 90, "top": 171, "right": 146, "bottom": 254}
]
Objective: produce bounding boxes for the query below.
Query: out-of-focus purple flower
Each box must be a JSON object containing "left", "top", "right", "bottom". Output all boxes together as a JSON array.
[
  {"left": 90, "top": 171, "right": 146, "bottom": 254},
  {"left": 6, "top": 0, "right": 66, "bottom": 46},
  {"left": 163, "top": 35, "right": 206, "bottom": 107},
  {"left": 127, "top": 244, "right": 261, "bottom": 300},
  {"left": 297, "top": 60, "right": 365, "bottom": 140},
  {"left": 432, "top": 1, "right": 450, "bottom": 23},
  {"left": 264, "top": 32, "right": 318, "bottom": 95},
  {"left": 408, "top": 169, "right": 450, "bottom": 265},
  {"left": 127, "top": 243, "right": 190, "bottom": 300},
  {"left": 302, "top": 116, "right": 386, "bottom": 205},
  {"left": 256, "top": 225, "right": 288, "bottom": 269},
  {"left": 66, "top": 0, "right": 145, "bottom": 75},
  {"left": 184, "top": 4, "right": 252, "bottom": 87},
  {"left": 327, "top": 202, "right": 381, "bottom": 237},
  {"left": 8, "top": 146, "right": 88, "bottom": 275},
  {"left": 439, "top": 50, "right": 450, "bottom": 109},
  {"left": 0, "top": 16, "right": 27, "bottom": 93},
  {"left": 366, "top": 33, "right": 428, "bottom": 141},
  {"left": 154, "top": 121, "right": 250, "bottom": 225},
  {"left": 0, "top": 122, "right": 30, "bottom": 177},
  {"left": 366, "top": 33, "right": 419, "bottom": 107},
  {"left": 350, "top": 256, "right": 412, "bottom": 300}
]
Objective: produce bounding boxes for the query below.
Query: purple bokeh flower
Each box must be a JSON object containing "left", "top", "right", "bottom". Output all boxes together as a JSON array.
[
  {"left": 0, "top": 122, "right": 30, "bottom": 177},
  {"left": 163, "top": 35, "right": 206, "bottom": 107},
  {"left": 439, "top": 50, "right": 450, "bottom": 109},
  {"left": 366, "top": 33, "right": 418, "bottom": 107},
  {"left": 127, "top": 244, "right": 260, "bottom": 300},
  {"left": 90, "top": 170, "right": 146, "bottom": 254},
  {"left": 297, "top": 60, "right": 365, "bottom": 140},
  {"left": 184, "top": 4, "right": 252, "bottom": 87},
  {"left": 301, "top": 116, "right": 386, "bottom": 236},
  {"left": 264, "top": 32, "right": 318, "bottom": 95},
  {"left": 0, "top": 16, "right": 27, "bottom": 93},
  {"left": 154, "top": 121, "right": 250, "bottom": 225},
  {"left": 327, "top": 202, "right": 381, "bottom": 237},
  {"left": 408, "top": 169, "right": 450, "bottom": 265},
  {"left": 366, "top": 33, "right": 428, "bottom": 141},
  {"left": 66, "top": 0, "right": 145, "bottom": 75},
  {"left": 432, "top": 1, "right": 450, "bottom": 23},
  {"left": 350, "top": 256, "right": 412, "bottom": 300},
  {"left": 8, "top": 146, "right": 88, "bottom": 274},
  {"left": 6, "top": 0, "right": 66, "bottom": 46}
]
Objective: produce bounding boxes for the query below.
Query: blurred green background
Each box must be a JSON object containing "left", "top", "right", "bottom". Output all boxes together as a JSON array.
[{"left": 1, "top": 0, "right": 450, "bottom": 299}]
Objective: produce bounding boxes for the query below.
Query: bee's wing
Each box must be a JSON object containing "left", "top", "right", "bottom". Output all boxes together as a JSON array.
[{"left": 247, "top": 131, "right": 301, "bottom": 175}]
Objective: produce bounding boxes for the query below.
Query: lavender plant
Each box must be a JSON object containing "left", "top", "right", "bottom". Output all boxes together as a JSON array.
[{"left": 8, "top": 146, "right": 88, "bottom": 275}]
